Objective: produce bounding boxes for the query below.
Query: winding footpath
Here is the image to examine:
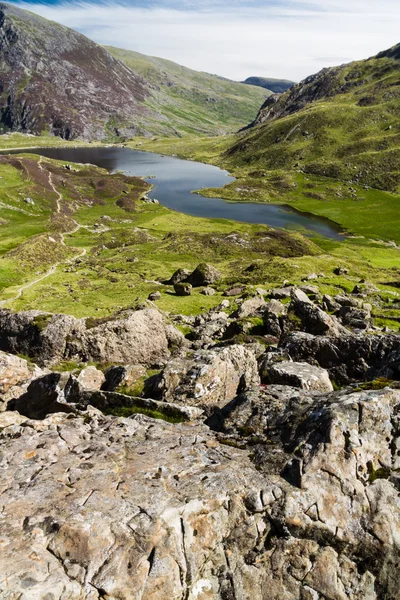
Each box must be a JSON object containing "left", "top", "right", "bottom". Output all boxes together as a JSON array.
[{"left": 0, "top": 157, "right": 87, "bottom": 307}]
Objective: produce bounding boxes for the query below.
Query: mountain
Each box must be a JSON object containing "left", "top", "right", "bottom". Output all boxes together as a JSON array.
[
  {"left": 242, "top": 77, "right": 295, "bottom": 93},
  {"left": 0, "top": 3, "right": 267, "bottom": 141},
  {"left": 228, "top": 45, "right": 400, "bottom": 193},
  {"left": 106, "top": 47, "right": 269, "bottom": 137}
]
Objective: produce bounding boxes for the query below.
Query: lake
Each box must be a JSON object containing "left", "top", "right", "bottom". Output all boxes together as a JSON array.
[{"left": 6, "top": 146, "right": 345, "bottom": 239}]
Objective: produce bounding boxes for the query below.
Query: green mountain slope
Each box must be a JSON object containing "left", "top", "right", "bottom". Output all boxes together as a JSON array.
[
  {"left": 228, "top": 45, "right": 400, "bottom": 193},
  {"left": 105, "top": 47, "right": 269, "bottom": 136},
  {"left": 242, "top": 77, "right": 295, "bottom": 93},
  {"left": 0, "top": 3, "right": 268, "bottom": 140}
]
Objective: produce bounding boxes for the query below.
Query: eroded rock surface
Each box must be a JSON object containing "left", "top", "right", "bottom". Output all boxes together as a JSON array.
[
  {"left": 1, "top": 387, "right": 399, "bottom": 599},
  {"left": 0, "top": 308, "right": 175, "bottom": 367},
  {"left": 145, "top": 344, "right": 260, "bottom": 409}
]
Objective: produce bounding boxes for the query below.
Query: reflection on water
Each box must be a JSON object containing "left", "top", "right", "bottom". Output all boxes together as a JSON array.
[{"left": 6, "top": 146, "right": 345, "bottom": 240}]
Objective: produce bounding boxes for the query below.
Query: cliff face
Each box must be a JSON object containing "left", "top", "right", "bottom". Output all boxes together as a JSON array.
[{"left": 0, "top": 3, "right": 155, "bottom": 140}]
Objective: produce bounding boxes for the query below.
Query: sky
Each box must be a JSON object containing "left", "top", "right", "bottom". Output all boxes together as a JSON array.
[{"left": 9, "top": 0, "right": 400, "bottom": 81}]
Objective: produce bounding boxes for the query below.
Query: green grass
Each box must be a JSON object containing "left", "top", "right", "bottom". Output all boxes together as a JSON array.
[{"left": 103, "top": 404, "right": 186, "bottom": 424}]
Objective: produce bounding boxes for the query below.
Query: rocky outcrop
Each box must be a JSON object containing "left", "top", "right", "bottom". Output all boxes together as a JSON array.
[
  {"left": 1, "top": 386, "right": 399, "bottom": 598},
  {"left": 0, "top": 308, "right": 176, "bottom": 367},
  {"left": 144, "top": 344, "right": 260, "bottom": 409},
  {"left": 0, "top": 409, "right": 267, "bottom": 599},
  {"left": 281, "top": 331, "right": 400, "bottom": 384},
  {"left": 262, "top": 360, "right": 333, "bottom": 392},
  {"left": 0, "top": 350, "right": 46, "bottom": 409}
]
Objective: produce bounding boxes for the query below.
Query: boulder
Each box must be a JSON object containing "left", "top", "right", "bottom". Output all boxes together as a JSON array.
[
  {"left": 76, "top": 366, "right": 105, "bottom": 391},
  {"left": 339, "top": 306, "right": 371, "bottom": 330},
  {"left": 232, "top": 296, "right": 266, "bottom": 318},
  {"left": 187, "top": 263, "right": 221, "bottom": 287},
  {"left": 144, "top": 344, "right": 260, "bottom": 408},
  {"left": 167, "top": 268, "right": 191, "bottom": 285},
  {"left": 262, "top": 299, "right": 287, "bottom": 338},
  {"left": 263, "top": 360, "right": 333, "bottom": 392},
  {"left": 78, "top": 309, "right": 171, "bottom": 367},
  {"left": 0, "top": 351, "right": 46, "bottom": 410},
  {"left": 0, "top": 309, "right": 172, "bottom": 368},
  {"left": 102, "top": 364, "right": 147, "bottom": 392},
  {"left": 202, "top": 286, "right": 216, "bottom": 296},
  {"left": 174, "top": 282, "right": 192, "bottom": 296},
  {"left": 281, "top": 331, "right": 400, "bottom": 385},
  {"left": 148, "top": 291, "right": 161, "bottom": 301},
  {"left": 290, "top": 288, "right": 347, "bottom": 336},
  {"left": 223, "top": 287, "right": 244, "bottom": 297},
  {"left": 0, "top": 309, "right": 86, "bottom": 366},
  {"left": 269, "top": 286, "right": 294, "bottom": 299},
  {"left": 8, "top": 372, "right": 73, "bottom": 419},
  {"left": 0, "top": 351, "right": 32, "bottom": 395}
]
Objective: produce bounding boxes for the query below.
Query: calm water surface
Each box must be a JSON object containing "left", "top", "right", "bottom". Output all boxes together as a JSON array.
[{"left": 7, "top": 146, "right": 345, "bottom": 239}]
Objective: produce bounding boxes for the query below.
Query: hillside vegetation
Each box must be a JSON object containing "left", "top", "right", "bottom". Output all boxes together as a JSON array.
[
  {"left": 106, "top": 47, "right": 268, "bottom": 136},
  {"left": 132, "top": 44, "right": 400, "bottom": 245}
]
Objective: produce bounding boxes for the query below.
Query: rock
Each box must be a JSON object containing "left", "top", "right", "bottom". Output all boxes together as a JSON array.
[
  {"left": 0, "top": 351, "right": 46, "bottom": 409},
  {"left": 174, "top": 282, "right": 192, "bottom": 296},
  {"left": 102, "top": 364, "right": 147, "bottom": 392},
  {"left": 335, "top": 295, "right": 362, "bottom": 308},
  {"left": 334, "top": 266, "right": 349, "bottom": 275},
  {"left": 0, "top": 351, "right": 32, "bottom": 395},
  {"left": 1, "top": 384, "right": 400, "bottom": 598},
  {"left": 164, "top": 324, "right": 187, "bottom": 350},
  {"left": 322, "top": 294, "right": 341, "bottom": 313},
  {"left": 76, "top": 390, "right": 204, "bottom": 422},
  {"left": 148, "top": 291, "right": 161, "bottom": 301},
  {"left": 290, "top": 288, "right": 347, "bottom": 336},
  {"left": 339, "top": 306, "right": 371, "bottom": 330},
  {"left": 76, "top": 366, "right": 105, "bottom": 391},
  {"left": 263, "top": 360, "right": 334, "bottom": 392},
  {"left": 0, "top": 410, "right": 267, "bottom": 600},
  {"left": 187, "top": 263, "right": 222, "bottom": 287},
  {"left": 167, "top": 268, "right": 191, "bottom": 285},
  {"left": 0, "top": 309, "right": 172, "bottom": 367},
  {"left": 8, "top": 372, "right": 74, "bottom": 419},
  {"left": 0, "top": 309, "right": 86, "bottom": 366},
  {"left": 352, "top": 282, "right": 379, "bottom": 296},
  {"left": 79, "top": 309, "right": 171, "bottom": 367},
  {"left": 232, "top": 296, "right": 266, "bottom": 318},
  {"left": 144, "top": 344, "right": 260, "bottom": 408},
  {"left": 281, "top": 331, "right": 400, "bottom": 385},
  {"left": 223, "top": 287, "right": 244, "bottom": 297},
  {"left": 202, "top": 286, "right": 216, "bottom": 296},
  {"left": 269, "top": 286, "right": 294, "bottom": 299},
  {"left": 262, "top": 300, "right": 287, "bottom": 338},
  {"left": 303, "top": 273, "right": 318, "bottom": 281},
  {"left": 210, "top": 387, "right": 400, "bottom": 598},
  {"left": 189, "top": 312, "right": 229, "bottom": 348}
]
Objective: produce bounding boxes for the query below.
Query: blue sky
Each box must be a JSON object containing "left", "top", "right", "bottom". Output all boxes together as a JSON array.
[{"left": 9, "top": 1, "right": 400, "bottom": 80}]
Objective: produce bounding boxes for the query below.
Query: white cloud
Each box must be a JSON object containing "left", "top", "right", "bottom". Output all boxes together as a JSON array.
[{"left": 14, "top": 1, "right": 400, "bottom": 81}]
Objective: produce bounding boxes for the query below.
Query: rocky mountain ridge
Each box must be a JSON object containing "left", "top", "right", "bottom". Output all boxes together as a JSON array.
[{"left": 0, "top": 3, "right": 267, "bottom": 140}]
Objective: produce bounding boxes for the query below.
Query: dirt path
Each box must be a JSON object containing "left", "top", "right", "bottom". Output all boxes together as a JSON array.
[{"left": 0, "top": 158, "right": 87, "bottom": 307}]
